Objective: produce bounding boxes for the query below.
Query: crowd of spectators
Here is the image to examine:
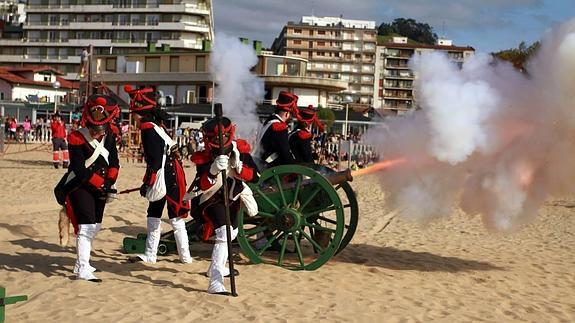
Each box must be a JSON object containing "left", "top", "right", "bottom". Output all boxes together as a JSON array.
[
  {"left": 2, "top": 114, "right": 54, "bottom": 143},
  {"left": 312, "top": 132, "right": 379, "bottom": 170}
]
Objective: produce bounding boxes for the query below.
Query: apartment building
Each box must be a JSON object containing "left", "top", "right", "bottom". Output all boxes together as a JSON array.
[
  {"left": 272, "top": 16, "right": 377, "bottom": 108},
  {"left": 0, "top": 0, "right": 214, "bottom": 79},
  {"left": 91, "top": 47, "right": 347, "bottom": 108},
  {"left": 375, "top": 37, "right": 475, "bottom": 115}
]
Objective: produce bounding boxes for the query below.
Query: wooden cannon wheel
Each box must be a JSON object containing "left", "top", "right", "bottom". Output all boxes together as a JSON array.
[
  {"left": 305, "top": 164, "right": 359, "bottom": 254},
  {"left": 238, "top": 165, "right": 345, "bottom": 270}
]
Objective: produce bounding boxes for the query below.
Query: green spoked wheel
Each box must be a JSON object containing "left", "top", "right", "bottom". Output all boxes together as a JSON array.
[
  {"left": 238, "top": 165, "right": 345, "bottom": 271},
  {"left": 305, "top": 164, "right": 359, "bottom": 254}
]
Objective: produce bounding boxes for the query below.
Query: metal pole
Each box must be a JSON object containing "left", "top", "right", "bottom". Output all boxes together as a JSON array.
[
  {"left": 211, "top": 80, "right": 215, "bottom": 117},
  {"left": 347, "top": 139, "right": 352, "bottom": 169},
  {"left": 337, "top": 138, "right": 341, "bottom": 171},
  {"left": 87, "top": 44, "right": 93, "bottom": 97},
  {"left": 344, "top": 103, "right": 349, "bottom": 138},
  {"left": 214, "top": 103, "right": 237, "bottom": 297},
  {"left": 0, "top": 124, "right": 4, "bottom": 154}
]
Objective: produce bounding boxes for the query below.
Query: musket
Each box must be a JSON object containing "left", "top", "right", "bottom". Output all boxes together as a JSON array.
[
  {"left": 215, "top": 103, "right": 238, "bottom": 297},
  {"left": 118, "top": 187, "right": 140, "bottom": 195}
]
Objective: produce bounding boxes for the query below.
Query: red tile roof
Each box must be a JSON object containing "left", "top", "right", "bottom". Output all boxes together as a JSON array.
[
  {"left": 4, "top": 65, "right": 64, "bottom": 75},
  {"left": 0, "top": 67, "right": 79, "bottom": 89}
]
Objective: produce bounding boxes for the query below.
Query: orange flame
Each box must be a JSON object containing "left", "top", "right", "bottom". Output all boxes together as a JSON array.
[
  {"left": 515, "top": 160, "right": 535, "bottom": 189},
  {"left": 352, "top": 157, "right": 407, "bottom": 177}
]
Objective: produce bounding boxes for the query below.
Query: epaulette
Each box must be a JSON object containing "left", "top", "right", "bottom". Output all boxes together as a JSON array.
[
  {"left": 297, "top": 130, "right": 312, "bottom": 140},
  {"left": 271, "top": 122, "right": 287, "bottom": 132},
  {"left": 235, "top": 139, "right": 251, "bottom": 153},
  {"left": 191, "top": 149, "right": 212, "bottom": 165},
  {"left": 140, "top": 122, "right": 155, "bottom": 130},
  {"left": 67, "top": 131, "right": 85, "bottom": 146},
  {"left": 110, "top": 123, "right": 120, "bottom": 136}
]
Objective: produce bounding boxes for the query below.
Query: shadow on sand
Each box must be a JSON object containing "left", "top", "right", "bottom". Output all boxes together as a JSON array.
[
  {"left": 334, "top": 243, "right": 503, "bottom": 272},
  {"left": 4, "top": 238, "right": 205, "bottom": 292},
  {"left": 0, "top": 223, "right": 40, "bottom": 238},
  {"left": 1, "top": 158, "right": 55, "bottom": 167}
]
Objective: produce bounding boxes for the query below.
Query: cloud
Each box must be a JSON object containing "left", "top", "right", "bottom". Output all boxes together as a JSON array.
[
  {"left": 213, "top": 0, "right": 380, "bottom": 46},
  {"left": 382, "top": 0, "right": 542, "bottom": 29},
  {"left": 212, "top": 0, "right": 561, "bottom": 52}
]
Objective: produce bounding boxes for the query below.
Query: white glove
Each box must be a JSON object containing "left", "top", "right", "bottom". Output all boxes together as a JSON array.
[
  {"left": 232, "top": 158, "right": 243, "bottom": 173},
  {"left": 210, "top": 155, "right": 229, "bottom": 175}
]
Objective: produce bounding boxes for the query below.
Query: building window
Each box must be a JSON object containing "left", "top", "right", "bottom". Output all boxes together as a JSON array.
[
  {"left": 145, "top": 57, "right": 161, "bottom": 72},
  {"left": 0, "top": 92, "right": 4, "bottom": 100},
  {"left": 318, "top": 30, "right": 326, "bottom": 35},
  {"left": 146, "top": 14, "right": 159, "bottom": 26},
  {"left": 293, "top": 28, "right": 302, "bottom": 34},
  {"left": 293, "top": 39, "right": 301, "bottom": 45},
  {"left": 317, "top": 52, "right": 325, "bottom": 56},
  {"left": 292, "top": 50, "right": 301, "bottom": 55},
  {"left": 317, "top": 41, "right": 325, "bottom": 46},
  {"left": 196, "top": 55, "right": 206, "bottom": 72},
  {"left": 170, "top": 56, "right": 179, "bottom": 72},
  {"left": 186, "top": 90, "right": 195, "bottom": 104},
  {"left": 105, "top": 58, "right": 116, "bottom": 72}
]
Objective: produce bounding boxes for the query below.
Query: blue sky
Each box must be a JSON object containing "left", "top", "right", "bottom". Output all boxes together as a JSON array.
[{"left": 213, "top": 0, "right": 575, "bottom": 53}]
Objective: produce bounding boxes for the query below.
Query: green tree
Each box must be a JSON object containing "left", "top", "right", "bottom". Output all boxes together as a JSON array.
[
  {"left": 378, "top": 18, "right": 438, "bottom": 45},
  {"left": 492, "top": 41, "right": 540, "bottom": 73},
  {"left": 317, "top": 106, "right": 335, "bottom": 130}
]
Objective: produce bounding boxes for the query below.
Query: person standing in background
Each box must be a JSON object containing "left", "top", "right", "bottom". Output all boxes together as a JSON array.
[
  {"left": 51, "top": 113, "right": 69, "bottom": 169},
  {"left": 23, "top": 116, "right": 31, "bottom": 143}
]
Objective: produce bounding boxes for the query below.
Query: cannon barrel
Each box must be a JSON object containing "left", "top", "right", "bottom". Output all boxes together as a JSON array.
[
  {"left": 325, "top": 169, "right": 353, "bottom": 185},
  {"left": 259, "top": 168, "right": 353, "bottom": 194}
]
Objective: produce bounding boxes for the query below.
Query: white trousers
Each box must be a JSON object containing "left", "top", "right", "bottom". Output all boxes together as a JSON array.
[
  {"left": 137, "top": 217, "right": 192, "bottom": 263},
  {"left": 75, "top": 223, "right": 100, "bottom": 281},
  {"left": 208, "top": 226, "right": 238, "bottom": 294}
]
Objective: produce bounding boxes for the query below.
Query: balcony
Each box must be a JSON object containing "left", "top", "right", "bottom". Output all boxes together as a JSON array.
[
  {"left": 385, "top": 63, "right": 410, "bottom": 69},
  {"left": 384, "top": 72, "right": 414, "bottom": 80},
  {"left": 0, "top": 54, "right": 80, "bottom": 64},
  {"left": 384, "top": 52, "right": 412, "bottom": 59},
  {"left": 287, "top": 33, "right": 339, "bottom": 41},
  {"left": 25, "top": 3, "right": 209, "bottom": 15},
  {"left": 382, "top": 104, "right": 412, "bottom": 111},
  {"left": 383, "top": 94, "right": 413, "bottom": 100}
]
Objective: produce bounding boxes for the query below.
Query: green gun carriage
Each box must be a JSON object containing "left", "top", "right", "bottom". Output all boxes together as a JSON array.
[{"left": 123, "top": 164, "right": 358, "bottom": 270}]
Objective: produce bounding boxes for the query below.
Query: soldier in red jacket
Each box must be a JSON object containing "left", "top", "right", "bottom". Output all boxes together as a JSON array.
[
  {"left": 54, "top": 95, "right": 120, "bottom": 282},
  {"left": 289, "top": 105, "right": 324, "bottom": 164},
  {"left": 124, "top": 85, "right": 192, "bottom": 264},
  {"left": 253, "top": 91, "right": 298, "bottom": 169},
  {"left": 189, "top": 116, "right": 259, "bottom": 294},
  {"left": 51, "top": 113, "right": 69, "bottom": 169}
]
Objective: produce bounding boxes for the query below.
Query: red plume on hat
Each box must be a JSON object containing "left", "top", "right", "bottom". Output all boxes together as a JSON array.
[
  {"left": 124, "top": 85, "right": 157, "bottom": 114},
  {"left": 81, "top": 95, "right": 118, "bottom": 127},
  {"left": 276, "top": 91, "right": 298, "bottom": 114},
  {"left": 296, "top": 104, "right": 325, "bottom": 132}
]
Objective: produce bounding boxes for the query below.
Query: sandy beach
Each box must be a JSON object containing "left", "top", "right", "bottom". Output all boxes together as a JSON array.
[{"left": 1, "top": 143, "right": 574, "bottom": 322}]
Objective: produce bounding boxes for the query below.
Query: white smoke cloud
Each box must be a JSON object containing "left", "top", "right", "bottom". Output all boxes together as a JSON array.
[
  {"left": 209, "top": 33, "right": 264, "bottom": 138},
  {"left": 412, "top": 52, "right": 499, "bottom": 164},
  {"left": 366, "top": 18, "right": 575, "bottom": 232}
]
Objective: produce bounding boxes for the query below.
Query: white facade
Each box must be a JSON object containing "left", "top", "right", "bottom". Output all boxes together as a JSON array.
[
  {"left": 301, "top": 16, "right": 376, "bottom": 29},
  {"left": 272, "top": 87, "right": 327, "bottom": 108},
  {"left": 374, "top": 38, "right": 475, "bottom": 114},
  {"left": 0, "top": 0, "right": 214, "bottom": 79},
  {"left": 11, "top": 86, "right": 69, "bottom": 103}
]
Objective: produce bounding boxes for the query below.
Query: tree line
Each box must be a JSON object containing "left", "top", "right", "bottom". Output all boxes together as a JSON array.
[{"left": 378, "top": 18, "right": 540, "bottom": 72}]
